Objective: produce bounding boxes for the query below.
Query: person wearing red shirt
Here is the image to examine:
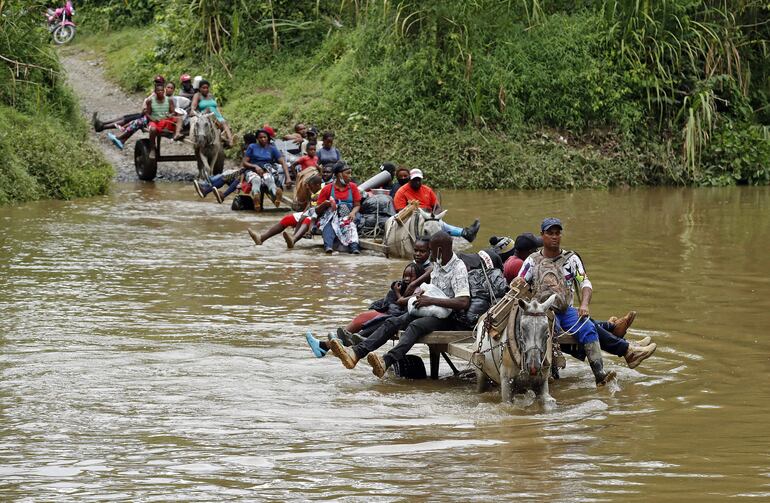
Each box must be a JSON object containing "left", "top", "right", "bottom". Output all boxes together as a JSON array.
[
  {"left": 502, "top": 233, "right": 543, "bottom": 282},
  {"left": 291, "top": 141, "right": 320, "bottom": 172},
  {"left": 316, "top": 161, "right": 362, "bottom": 254},
  {"left": 393, "top": 168, "right": 481, "bottom": 242}
]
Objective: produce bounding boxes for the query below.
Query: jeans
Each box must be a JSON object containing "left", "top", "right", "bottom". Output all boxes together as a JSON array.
[
  {"left": 352, "top": 312, "right": 459, "bottom": 368},
  {"left": 594, "top": 321, "right": 629, "bottom": 357},
  {"left": 322, "top": 214, "right": 361, "bottom": 252},
  {"left": 442, "top": 222, "right": 463, "bottom": 237},
  {"left": 555, "top": 306, "right": 598, "bottom": 344},
  {"left": 559, "top": 319, "right": 629, "bottom": 361}
]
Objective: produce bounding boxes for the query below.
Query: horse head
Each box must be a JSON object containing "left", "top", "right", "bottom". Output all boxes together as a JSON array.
[
  {"left": 191, "top": 112, "right": 215, "bottom": 149},
  {"left": 418, "top": 208, "right": 447, "bottom": 237},
  {"left": 515, "top": 294, "right": 557, "bottom": 377}
]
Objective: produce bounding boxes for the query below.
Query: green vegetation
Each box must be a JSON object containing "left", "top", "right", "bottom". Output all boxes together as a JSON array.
[
  {"left": 0, "top": 1, "right": 112, "bottom": 205},
  {"left": 77, "top": 0, "right": 770, "bottom": 188}
]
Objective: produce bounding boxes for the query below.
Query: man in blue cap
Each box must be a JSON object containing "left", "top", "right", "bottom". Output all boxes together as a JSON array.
[{"left": 517, "top": 217, "right": 657, "bottom": 386}]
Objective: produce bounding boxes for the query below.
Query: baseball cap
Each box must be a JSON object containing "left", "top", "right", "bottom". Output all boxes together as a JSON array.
[
  {"left": 515, "top": 232, "right": 543, "bottom": 251},
  {"left": 262, "top": 125, "right": 276, "bottom": 138},
  {"left": 153, "top": 74, "right": 166, "bottom": 84},
  {"left": 540, "top": 217, "right": 563, "bottom": 232},
  {"left": 409, "top": 168, "right": 423, "bottom": 180},
  {"left": 180, "top": 74, "right": 191, "bottom": 82}
]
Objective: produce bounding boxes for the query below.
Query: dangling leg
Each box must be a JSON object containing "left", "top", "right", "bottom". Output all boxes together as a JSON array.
[{"left": 249, "top": 214, "right": 295, "bottom": 246}]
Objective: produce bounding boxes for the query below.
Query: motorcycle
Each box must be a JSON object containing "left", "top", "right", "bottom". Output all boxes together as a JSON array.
[{"left": 46, "top": 1, "right": 76, "bottom": 45}]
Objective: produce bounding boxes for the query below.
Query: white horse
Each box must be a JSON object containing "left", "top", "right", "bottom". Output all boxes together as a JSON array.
[
  {"left": 189, "top": 112, "right": 224, "bottom": 180},
  {"left": 382, "top": 201, "right": 446, "bottom": 259},
  {"left": 473, "top": 294, "right": 558, "bottom": 403}
]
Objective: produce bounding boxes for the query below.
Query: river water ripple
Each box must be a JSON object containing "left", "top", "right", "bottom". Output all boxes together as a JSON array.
[{"left": 1, "top": 183, "right": 769, "bottom": 501}]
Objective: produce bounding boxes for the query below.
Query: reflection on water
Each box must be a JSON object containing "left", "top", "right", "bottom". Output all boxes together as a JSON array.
[{"left": 1, "top": 183, "right": 769, "bottom": 500}]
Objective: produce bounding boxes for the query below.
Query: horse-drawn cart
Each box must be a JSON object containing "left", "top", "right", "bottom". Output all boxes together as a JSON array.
[{"left": 134, "top": 131, "right": 224, "bottom": 181}]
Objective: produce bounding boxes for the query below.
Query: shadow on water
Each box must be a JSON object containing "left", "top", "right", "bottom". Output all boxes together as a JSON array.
[{"left": 1, "top": 184, "right": 769, "bottom": 500}]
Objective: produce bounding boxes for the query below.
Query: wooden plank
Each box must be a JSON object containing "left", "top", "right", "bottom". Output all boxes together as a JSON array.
[
  {"left": 359, "top": 239, "right": 388, "bottom": 254},
  {"left": 446, "top": 340, "right": 476, "bottom": 363},
  {"left": 396, "top": 330, "right": 577, "bottom": 346}
]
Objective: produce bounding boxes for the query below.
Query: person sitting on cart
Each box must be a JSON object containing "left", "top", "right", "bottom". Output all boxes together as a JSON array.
[
  {"left": 305, "top": 261, "right": 427, "bottom": 357},
  {"left": 246, "top": 174, "right": 324, "bottom": 248},
  {"left": 393, "top": 169, "right": 481, "bottom": 242},
  {"left": 283, "top": 122, "right": 307, "bottom": 145},
  {"left": 242, "top": 129, "right": 292, "bottom": 210},
  {"left": 290, "top": 141, "right": 320, "bottom": 173},
  {"left": 317, "top": 131, "right": 342, "bottom": 166},
  {"left": 324, "top": 231, "right": 471, "bottom": 378},
  {"left": 101, "top": 75, "right": 166, "bottom": 149},
  {"left": 143, "top": 82, "right": 183, "bottom": 151},
  {"left": 179, "top": 74, "right": 195, "bottom": 101},
  {"left": 191, "top": 79, "right": 234, "bottom": 147},
  {"left": 315, "top": 161, "right": 362, "bottom": 254}
]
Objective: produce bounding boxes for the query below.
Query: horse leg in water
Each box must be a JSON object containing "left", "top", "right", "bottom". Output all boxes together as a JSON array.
[
  {"left": 500, "top": 363, "right": 514, "bottom": 402},
  {"left": 196, "top": 147, "right": 212, "bottom": 181},
  {"left": 475, "top": 367, "right": 490, "bottom": 393}
]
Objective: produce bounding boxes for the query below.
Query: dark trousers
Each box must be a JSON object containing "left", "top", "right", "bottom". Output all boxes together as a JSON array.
[
  {"left": 595, "top": 321, "right": 629, "bottom": 357},
  {"left": 352, "top": 312, "right": 458, "bottom": 368},
  {"left": 561, "top": 320, "right": 629, "bottom": 360}
]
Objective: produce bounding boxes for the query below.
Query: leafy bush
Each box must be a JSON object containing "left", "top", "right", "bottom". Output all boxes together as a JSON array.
[
  {"left": 0, "top": 106, "right": 113, "bottom": 204},
  {"left": 0, "top": 1, "right": 113, "bottom": 205},
  {"left": 700, "top": 122, "right": 770, "bottom": 186}
]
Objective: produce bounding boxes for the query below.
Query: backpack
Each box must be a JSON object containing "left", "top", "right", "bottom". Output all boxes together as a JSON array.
[{"left": 529, "top": 251, "right": 574, "bottom": 313}]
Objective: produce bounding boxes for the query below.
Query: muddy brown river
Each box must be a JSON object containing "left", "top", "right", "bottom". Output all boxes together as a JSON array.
[{"left": 1, "top": 183, "right": 769, "bottom": 501}]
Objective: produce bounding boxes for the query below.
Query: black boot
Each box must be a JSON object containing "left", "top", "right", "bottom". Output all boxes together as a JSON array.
[
  {"left": 92, "top": 112, "right": 105, "bottom": 132},
  {"left": 461, "top": 219, "right": 481, "bottom": 242},
  {"left": 584, "top": 340, "right": 616, "bottom": 386}
]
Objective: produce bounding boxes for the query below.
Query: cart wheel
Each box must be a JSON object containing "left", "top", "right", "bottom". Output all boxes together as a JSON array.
[
  {"left": 213, "top": 150, "right": 225, "bottom": 176},
  {"left": 135, "top": 139, "right": 157, "bottom": 181},
  {"left": 393, "top": 355, "right": 427, "bottom": 379}
]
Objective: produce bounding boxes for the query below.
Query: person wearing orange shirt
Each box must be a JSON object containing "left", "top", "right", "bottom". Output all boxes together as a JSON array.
[{"left": 393, "top": 168, "right": 480, "bottom": 242}]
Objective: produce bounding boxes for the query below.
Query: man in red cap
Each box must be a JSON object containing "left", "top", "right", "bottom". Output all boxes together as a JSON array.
[
  {"left": 179, "top": 74, "right": 195, "bottom": 101},
  {"left": 393, "top": 168, "right": 480, "bottom": 242}
]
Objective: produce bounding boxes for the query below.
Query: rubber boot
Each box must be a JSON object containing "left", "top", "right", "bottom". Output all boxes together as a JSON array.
[
  {"left": 584, "top": 340, "right": 616, "bottom": 386},
  {"left": 461, "top": 219, "right": 481, "bottom": 242},
  {"left": 92, "top": 112, "right": 105, "bottom": 132}
]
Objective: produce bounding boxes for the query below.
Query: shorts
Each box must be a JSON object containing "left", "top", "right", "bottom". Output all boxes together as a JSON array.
[
  {"left": 150, "top": 118, "right": 176, "bottom": 133},
  {"left": 280, "top": 213, "right": 312, "bottom": 228}
]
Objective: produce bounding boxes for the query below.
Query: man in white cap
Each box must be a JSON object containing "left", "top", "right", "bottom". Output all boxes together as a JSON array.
[{"left": 392, "top": 168, "right": 481, "bottom": 242}]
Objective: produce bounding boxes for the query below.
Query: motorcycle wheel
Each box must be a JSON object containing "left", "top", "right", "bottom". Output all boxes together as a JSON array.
[{"left": 53, "top": 25, "right": 75, "bottom": 45}]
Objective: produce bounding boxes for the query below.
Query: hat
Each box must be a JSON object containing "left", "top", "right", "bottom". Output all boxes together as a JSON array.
[
  {"left": 153, "top": 74, "right": 166, "bottom": 84},
  {"left": 515, "top": 232, "right": 543, "bottom": 251},
  {"left": 380, "top": 162, "right": 396, "bottom": 175},
  {"left": 192, "top": 75, "right": 203, "bottom": 90},
  {"left": 332, "top": 161, "right": 350, "bottom": 175},
  {"left": 180, "top": 74, "right": 191, "bottom": 82},
  {"left": 307, "top": 126, "right": 319, "bottom": 135},
  {"left": 262, "top": 125, "right": 276, "bottom": 138},
  {"left": 409, "top": 168, "right": 423, "bottom": 180},
  {"left": 490, "top": 236, "right": 515, "bottom": 254},
  {"left": 540, "top": 217, "right": 563, "bottom": 232}
]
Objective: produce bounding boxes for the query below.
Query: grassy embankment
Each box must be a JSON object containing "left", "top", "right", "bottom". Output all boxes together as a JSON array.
[
  {"left": 0, "top": 1, "right": 112, "bottom": 205},
  {"left": 75, "top": 1, "right": 770, "bottom": 189},
  {"left": 75, "top": 26, "right": 656, "bottom": 191}
]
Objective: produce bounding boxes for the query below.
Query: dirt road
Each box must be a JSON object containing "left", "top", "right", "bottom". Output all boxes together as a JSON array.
[{"left": 60, "top": 48, "right": 229, "bottom": 182}]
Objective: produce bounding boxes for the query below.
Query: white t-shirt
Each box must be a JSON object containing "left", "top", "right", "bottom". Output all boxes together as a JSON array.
[{"left": 429, "top": 252, "right": 470, "bottom": 299}]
